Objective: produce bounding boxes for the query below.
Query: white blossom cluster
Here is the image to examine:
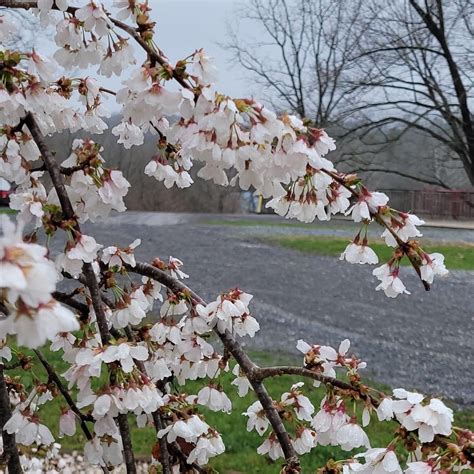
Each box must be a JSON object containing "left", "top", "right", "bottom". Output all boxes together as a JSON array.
[
  {"left": 0, "top": 217, "right": 79, "bottom": 347},
  {"left": 0, "top": 2, "right": 470, "bottom": 473},
  {"left": 0, "top": 1, "right": 449, "bottom": 296}
]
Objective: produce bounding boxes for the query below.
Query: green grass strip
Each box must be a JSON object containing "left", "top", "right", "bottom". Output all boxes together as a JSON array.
[{"left": 266, "top": 235, "right": 474, "bottom": 270}]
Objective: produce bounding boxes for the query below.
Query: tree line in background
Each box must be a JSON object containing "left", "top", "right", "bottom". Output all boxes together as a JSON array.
[
  {"left": 46, "top": 121, "right": 242, "bottom": 213},
  {"left": 45, "top": 118, "right": 468, "bottom": 214}
]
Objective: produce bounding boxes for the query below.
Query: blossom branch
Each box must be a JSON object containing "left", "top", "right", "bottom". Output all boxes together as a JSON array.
[
  {"left": 129, "top": 261, "right": 474, "bottom": 466},
  {"left": 253, "top": 366, "right": 377, "bottom": 403},
  {"left": 0, "top": 0, "right": 191, "bottom": 89},
  {"left": 23, "top": 112, "right": 138, "bottom": 473},
  {"left": 322, "top": 169, "right": 431, "bottom": 291},
  {"left": 128, "top": 262, "right": 300, "bottom": 471},
  {"left": 24, "top": 112, "right": 112, "bottom": 343},
  {"left": 120, "top": 330, "right": 172, "bottom": 474}
]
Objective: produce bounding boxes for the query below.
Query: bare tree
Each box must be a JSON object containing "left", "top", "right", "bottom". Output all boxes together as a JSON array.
[
  {"left": 348, "top": 0, "right": 474, "bottom": 186},
  {"left": 226, "top": 0, "right": 370, "bottom": 126},
  {"left": 227, "top": 0, "right": 474, "bottom": 189}
]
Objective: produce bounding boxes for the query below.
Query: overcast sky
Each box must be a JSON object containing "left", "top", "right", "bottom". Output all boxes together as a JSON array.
[{"left": 151, "top": 0, "right": 251, "bottom": 97}]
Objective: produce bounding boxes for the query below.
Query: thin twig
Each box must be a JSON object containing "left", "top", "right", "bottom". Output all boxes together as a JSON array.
[{"left": 33, "top": 350, "right": 94, "bottom": 437}]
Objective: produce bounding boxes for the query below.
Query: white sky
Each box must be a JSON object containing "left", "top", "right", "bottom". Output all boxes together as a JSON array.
[{"left": 150, "top": 0, "right": 251, "bottom": 97}]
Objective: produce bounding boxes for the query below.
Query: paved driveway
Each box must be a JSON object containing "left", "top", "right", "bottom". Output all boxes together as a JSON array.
[{"left": 82, "top": 213, "right": 474, "bottom": 407}]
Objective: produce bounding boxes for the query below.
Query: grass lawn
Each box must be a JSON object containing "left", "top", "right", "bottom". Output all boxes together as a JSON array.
[
  {"left": 7, "top": 347, "right": 474, "bottom": 473},
  {"left": 265, "top": 235, "right": 474, "bottom": 271}
]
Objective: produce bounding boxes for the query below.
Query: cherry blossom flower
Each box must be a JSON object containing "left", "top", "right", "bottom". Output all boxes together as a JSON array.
[
  {"left": 98, "top": 39, "right": 135, "bottom": 77},
  {"left": 28, "top": 50, "right": 58, "bottom": 84},
  {"left": 4, "top": 411, "right": 55, "bottom": 446},
  {"left": 311, "top": 397, "right": 350, "bottom": 446},
  {"left": 160, "top": 296, "right": 189, "bottom": 318},
  {"left": 59, "top": 410, "right": 77, "bottom": 437},
  {"left": 336, "top": 419, "right": 371, "bottom": 451},
  {"left": 110, "top": 289, "right": 148, "bottom": 329},
  {"left": 168, "top": 256, "right": 189, "bottom": 279},
  {"left": 150, "top": 319, "right": 182, "bottom": 345},
  {"left": 257, "top": 433, "right": 284, "bottom": 461},
  {"left": 231, "top": 364, "right": 252, "bottom": 397},
  {"left": 292, "top": 427, "right": 317, "bottom": 455},
  {"left": 348, "top": 191, "right": 389, "bottom": 222},
  {"left": 112, "top": 0, "right": 134, "bottom": 20},
  {"left": 102, "top": 239, "right": 141, "bottom": 270},
  {"left": 98, "top": 169, "right": 130, "bottom": 210},
  {"left": 67, "top": 233, "right": 102, "bottom": 263},
  {"left": 345, "top": 448, "right": 402, "bottom": 473},
  {"left": 340, "top": 241, "right": 379, "bottom": 265},
  {"left": 102, "top": 343, "right": 149, "bottom": 373},
  {"left": 281, "top": 382, "right": 315, "bottom": 421},
  {"left": 112, "top": 121, "right": 144, "bottom": 149},
  {"left": 84, "top": 437, "right": 105, "bottom": 465},
  {"left": 157, "top": 415, "right": 210, "bottom": 444},
  {"left": 376, "top": 397, "right": 396, "bottom": 422},
  {"left": 0, "top": 216, "right": 58, "bottom": 307},
  {"left": 1, "top": 300, "right": 79, "bottom": 349},
  {"left": 197, "top": 385, "right": 232, "bottom": 413},
  {"left": 420, "top": 253, "right": 449, "bottom": 284},
  {"left": 54, "top": 17, "right": 82, "bottom": 49},
  {"left": 196, "top": 289, "right": 253, "bottom": 334},
  {"left": 243, "top": 401, "right": 270, "bottom": 436},
  {"left": 191, "top": 49, "right": 219, "bottom": 86},
  {"left": 296, "top": 339, "right": 358, "bottom": 386},
  {"left": 92, "top": 392, "right": 124, "bottom": 419},
  {"left": 75, "top": 2, "right": 111, "bottom": 37},
  {"left": 373, "top": 264, "right": 410, "bottom": 298},
  {"left": 233, "top": 313, "right": 260, "bottom": 337},
  {"left": 381, "top": 213, "right": 425, "bottom": 247},
  {"left": 9, "top": 176, "right": 47, "bottom": 227},
  {"left": 187, "top": 432, "right": 225, "bottom": 466},
  {"left": 391, "top": 389, "right": 453, "bottom": 443},
  {"left": 73, "top": 347, "right": 106, "bottom": 380}
]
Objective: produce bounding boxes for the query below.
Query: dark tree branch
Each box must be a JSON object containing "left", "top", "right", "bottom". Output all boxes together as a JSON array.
[
  {"left": 0, "top": 365, "right": 22, "bottom": 473},
  {"left": 23, "top": 112, "right": 137, "bottom": 473},
  {"left": 33, "top": 350, "right": 96, "bottom": 440}
]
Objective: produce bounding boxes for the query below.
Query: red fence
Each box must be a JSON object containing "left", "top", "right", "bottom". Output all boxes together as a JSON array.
[{"left": 380, "top": 189, "right": 474, "bottom": 220}]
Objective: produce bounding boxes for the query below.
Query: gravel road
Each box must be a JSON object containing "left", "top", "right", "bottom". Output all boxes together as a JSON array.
[{"left": 82, "top": 213, "right": 474, "bottom": 408}]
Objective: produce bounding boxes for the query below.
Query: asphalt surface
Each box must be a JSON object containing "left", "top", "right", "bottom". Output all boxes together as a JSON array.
[{"left": 80, "top": 213, "right": 474, "bottom": 408}]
